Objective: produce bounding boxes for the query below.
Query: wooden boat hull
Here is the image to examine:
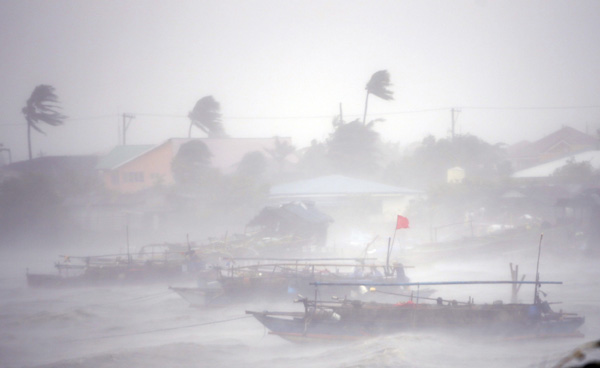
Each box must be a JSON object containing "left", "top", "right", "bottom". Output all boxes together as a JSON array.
[
  {"left": 26, "top": 264, "right": 185, "bottom": 288},
  {"left": 247, "top": 301, "right": 585, "bottom": 341}
]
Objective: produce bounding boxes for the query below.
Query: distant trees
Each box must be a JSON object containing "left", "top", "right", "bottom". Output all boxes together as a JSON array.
[
  {"left": 22, "top": 85, "right": 66, "bottom": 160},
  {"left": 363, "top": 70, "right": 393, "bottom": 124},
  {"left": 266, "top": 138, "right": 296, "bottom": 176},
  {"left": 0, "top": 172, "right": 65, "bottom": 246},
  {"left": 383, "top": 134, "right": 511, "bottom": 188},
  {"left": 171, "top": 140, "right": 215, "bottom": 185},
  {"left": 236, "top": 151, "right": 267, "bottom": 178},
  {"left": 297, "top": 140, "right": 331, "bottom": 177},
  {"left": 188, "top": 96, "right": 226, "bottom": 138},
  {"left": 169, "top": 143, "right": 269, "bottom": 236},
  {"left": 552, "top": 158, "right": 599, "bottom": 184},
  {"left": 296, "top": 118, "right": 384, "bottom": 179},
  {"left": 297, "top": 71, "right": 394, "bottom": 178},
  {"left": 327, "top": 119, "right": 382, "bottom": 176}
]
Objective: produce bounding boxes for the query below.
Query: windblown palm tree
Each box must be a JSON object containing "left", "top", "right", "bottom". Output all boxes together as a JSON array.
[
  {"left": 22, "top": 85, "right": 66, "bottom": 160},
  {"left": 188, "top": 95, "right": 226, "bottom": 138},
  {"left": 363, "top": 70, "right": 393, "bottom": 124},
  {"left": 171, "top": 140, "right": 213, "bottom": 185}
]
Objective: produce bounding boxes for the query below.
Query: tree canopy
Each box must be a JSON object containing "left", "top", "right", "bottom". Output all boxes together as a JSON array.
[
  {"left": 363, "top": 70, "right": 393, "bottom": 124},
  {"left": 327, "top": 119, "right": 382, "bottom": 177},
  {"left": 188, "top": 96, "right": 226, "bottom": 138},
  {"left": 171, "top": 140, "right": 214, "bottom": 185},
  {"left": 22, "top": 85, "right": 66, "bottom": 160}
]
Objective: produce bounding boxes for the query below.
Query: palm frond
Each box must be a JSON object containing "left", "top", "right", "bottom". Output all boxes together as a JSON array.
[
  {"left": 188, "top": 95, "right": 226, "bottom": 138},
  {"left": 366, "top": 70, "right": 394, "bottom": 100},
  {"left": 23, "top": 84, "right": 66, "bottom": 132}
]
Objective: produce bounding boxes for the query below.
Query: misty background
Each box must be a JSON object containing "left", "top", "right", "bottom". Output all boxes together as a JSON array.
[
  {"left": 1, "top": 1, "right": 600, "bottom": 367},
  {"left": 2, "top": 1, "right": 600, "bottom": 161}
]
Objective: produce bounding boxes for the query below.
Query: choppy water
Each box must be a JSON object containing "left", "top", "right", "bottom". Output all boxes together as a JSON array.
[{"left": 1, "top": 244, "right": 599, "bottom": 368}]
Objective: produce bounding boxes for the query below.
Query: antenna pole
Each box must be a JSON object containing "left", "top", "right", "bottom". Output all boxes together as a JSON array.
[
  {"left": 126, "top": 224, "right": 131, "bottom": 266},
  {"left": 122, "top": 113, "right": 135, "bottom": 145},
  {"left": 533, "top": 234, "right": 543, "bottom": 304},
  {"left": 385, "top": 238, "right": 391, "bottom": 276}
]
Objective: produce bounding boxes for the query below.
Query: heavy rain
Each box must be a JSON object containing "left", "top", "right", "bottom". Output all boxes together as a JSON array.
[{"left": 1, "top": 1, "right": 599, "bottom": 367}]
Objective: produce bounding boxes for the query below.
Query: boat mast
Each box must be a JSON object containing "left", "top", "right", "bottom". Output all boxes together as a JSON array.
[
  {"left": 385, "top": 237, "right": 392, "bottom": 276},
  {"left": 533, "top": 234, "right": 543, "bottom": 305}
]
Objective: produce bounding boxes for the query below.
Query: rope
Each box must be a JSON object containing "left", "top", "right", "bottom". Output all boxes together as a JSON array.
[
  {"left": 67, "top": 315, "right": 252, "bottom": 342},
  {"left": 20, "top": 290, "right": 175, "bottom": 322},
  {"left": 106, "top": 290, "right": 174, "bottom": 303}
]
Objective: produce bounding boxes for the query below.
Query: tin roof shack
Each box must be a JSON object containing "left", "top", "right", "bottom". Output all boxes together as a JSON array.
[
  {"left": 247, "top": 202, "right": 333, "bottom": 248},
  {"left": 268, "top": 175, "right": 423, "bottom": 241}
]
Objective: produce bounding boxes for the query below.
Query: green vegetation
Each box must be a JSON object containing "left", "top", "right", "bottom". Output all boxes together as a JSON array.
[
  {"left": 22, "top": 85, "right": 66, "bottom": 160},
  {"left": 188, "top": 95, "right": 226, "bottom": 138}
]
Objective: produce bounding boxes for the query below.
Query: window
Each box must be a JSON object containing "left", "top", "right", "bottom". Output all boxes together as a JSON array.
[{"left": 122, "top": 171, "right": 145, "bottom": 183}]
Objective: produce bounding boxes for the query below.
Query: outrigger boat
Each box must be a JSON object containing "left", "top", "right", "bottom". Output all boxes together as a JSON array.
[
  {"left": 26, "top": 243, "right": 198, "bottom": 288},
  {"left": 246, "top": 280, "right": 585, "bottom": 342},
  {"left": 170, "top": 257, "right": 434, "bottom": 307}
]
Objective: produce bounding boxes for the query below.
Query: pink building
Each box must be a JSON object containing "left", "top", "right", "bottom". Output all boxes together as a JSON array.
[{"left": 96, "top": 137, "right": 294, "bottom": 193}]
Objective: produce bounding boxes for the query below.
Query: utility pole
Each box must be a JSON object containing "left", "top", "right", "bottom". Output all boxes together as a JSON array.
[
  {"left": 450, "top": 108, "right": 460, "bottom": 140},
  {"left": 0, "top": 144, "right": 11, "bottom": 164},
  {"left": 122, "top": 113, "right": 135, "bottom": 145}
]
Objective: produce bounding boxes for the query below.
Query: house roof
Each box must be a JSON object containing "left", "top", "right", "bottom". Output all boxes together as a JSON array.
[
  {"left": 5, "top": 155, "right": 98, "bottom": 173},
  {"left": 169, "top": 137, "right": 294, "bottom": 173},
  {"left": 532, "top": 126, "right": 597, "bottom": 152},
  {"left": 512, "top": 150, "right": 600, "bottom": 178},
  {"left": 508, "top": 126, "right": 598, "bottom": 160},
  {"left": 95, "top": 145, "right": 155, "bottom": 170},
  {"left": 270, "top": 175, "right": 423, "bottom": 197},
  {"left": 97, "top": 137, "right": 295, "bottom": 172}
]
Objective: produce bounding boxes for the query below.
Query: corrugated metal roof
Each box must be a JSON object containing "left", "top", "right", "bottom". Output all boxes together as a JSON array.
[
  {"left": 512, "top": 150, "right": 600, "bottom": 178},
  {"left": 270, "top": 175, "right": 423, "bottom": 196},
  {"left": 95, "top": 145, "right": 156, "bottom": 170}
]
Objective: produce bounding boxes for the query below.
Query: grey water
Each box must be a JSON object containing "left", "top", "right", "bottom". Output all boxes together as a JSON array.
[{"left": 1, "top": 244, "right": 599, "bottom": 368}]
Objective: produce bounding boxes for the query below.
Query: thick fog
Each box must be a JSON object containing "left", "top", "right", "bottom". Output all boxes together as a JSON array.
[
  {"left": 2, "top": 1, "right": 600, "bottom": 160},
  {"left": 1, "top": 1, "right": 600, "bottom": 367}
]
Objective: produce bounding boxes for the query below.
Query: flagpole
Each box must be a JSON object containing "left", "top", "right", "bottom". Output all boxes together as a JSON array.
[
  {"left": 390, "top": 228, "right": 398, "bottom": 257},
  {"left": 385, "top": 237, "right": 393, "bottom": 276},
  {"left": 390, "top": 215, "right": 409, "bottom": 275},
  {"left": 388, "top": 225, "right": 398, "bottom": 276}
]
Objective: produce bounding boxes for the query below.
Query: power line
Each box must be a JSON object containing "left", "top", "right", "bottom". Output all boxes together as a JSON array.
[
  {"left": 460, "top": 105, "right": 600, "bottom": 111},
  {"left": 67, "top": 114, "right": 120, "bottom": 121},
  {"left": 2, "top": 105, "right": 600, "bottom": 127}
]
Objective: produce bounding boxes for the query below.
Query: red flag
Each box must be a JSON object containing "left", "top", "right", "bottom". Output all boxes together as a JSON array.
[{"left": 396, "top": 215, "right": 409, "bottom": 229}]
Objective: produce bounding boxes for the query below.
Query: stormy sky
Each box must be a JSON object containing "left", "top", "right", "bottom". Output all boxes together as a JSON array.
[{"left": 1, "top": 0, "right": 600, "bottom": 162}]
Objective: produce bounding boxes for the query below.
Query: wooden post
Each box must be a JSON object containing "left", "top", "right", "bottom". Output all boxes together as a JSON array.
[{"left": 510, "top": 262, "right": 526, "bottom": 303}]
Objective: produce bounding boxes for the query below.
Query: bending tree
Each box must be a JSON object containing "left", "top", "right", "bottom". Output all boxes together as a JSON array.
[
  {"left": 363, "top": 70, "right": 393, "bottom": 124},
  {"left": 171, "top": 140, "right": 213, "bottom": 185},
  {"left": 327, "top": 119, "right": 382, "bottom": 176},
  {"left": 22, "top": 85, "right": 66, "bottom": 160},
  {"left": 188, "top": 96, "right": 226, "bottom": 138},
  {"left": 266, "top": 137, "right": 296, "bottom": 175}
]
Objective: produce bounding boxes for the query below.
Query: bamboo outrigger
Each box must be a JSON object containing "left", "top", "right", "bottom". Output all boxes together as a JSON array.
[
  {"left": 169, "top": 257, "right": 433, "bottom": 307},
  {"left": 246, "top": 279, "right": 585, "bottom": 342},
  {"left": 26, "top": 243, "right": 197, "bottom": 288},
  {"left": 247, "top": 234, "right": 584, "bottom": 341}
]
